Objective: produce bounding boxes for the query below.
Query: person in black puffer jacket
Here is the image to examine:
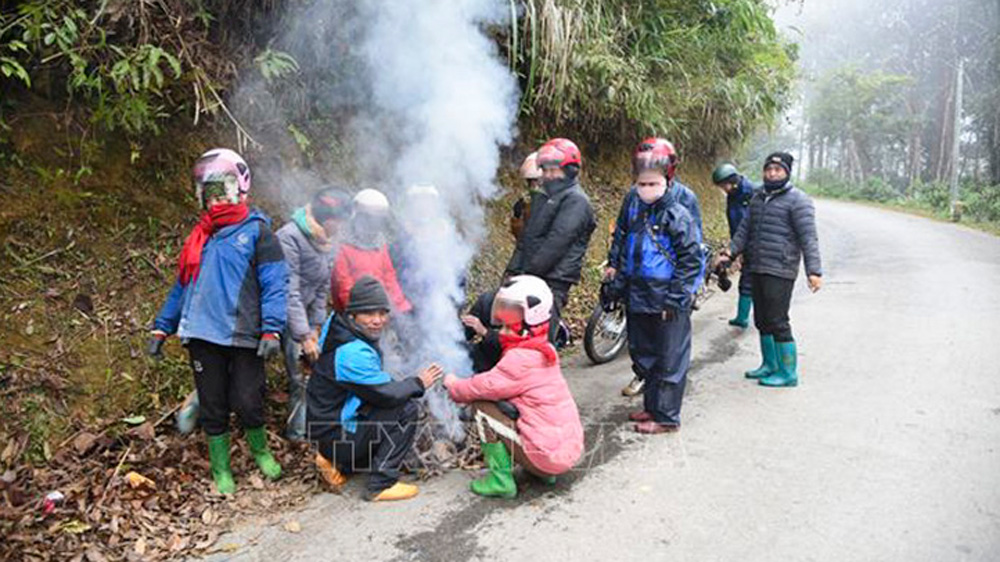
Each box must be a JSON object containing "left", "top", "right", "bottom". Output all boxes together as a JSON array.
[
  {"left": 723, "top": 152, "right": 822, "bottom": 388},
  {"left": 505, "top": 138, "right": 596, "bottom": 343}
]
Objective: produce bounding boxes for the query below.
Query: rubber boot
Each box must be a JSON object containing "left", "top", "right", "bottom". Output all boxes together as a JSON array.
[
  {"left": 745, "top": 334, "right": 778, "bottom": 379},
  {"left": 206, "top": 433, "right": 236, "bottom": 495},
  {"left": 470, "top": 442, "right": 517, "bottom": 499},
  {"left": 760, "top": 341, "right": 799, "bottom": 388},
  {"left": 244, "top": 427, "right": 282, "bottom": 480},
  {"left": 728, "top": 295, "right": 752, "bottom": 328}
]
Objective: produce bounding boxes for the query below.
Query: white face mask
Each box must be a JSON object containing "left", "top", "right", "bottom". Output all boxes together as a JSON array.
[{"left": 637, "top": 183, "right": 667, "bottom": 204}]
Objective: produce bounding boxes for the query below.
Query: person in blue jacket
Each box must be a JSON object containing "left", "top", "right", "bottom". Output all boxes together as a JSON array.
[
  {"left": 307, "top": 276, "right": 443, "bottom": 502},
  {"left": 148, "top": 148, "right": 287, "bottom": 495},
  {"left": 606, "top": 140, "right": 705, "bottom": 434},
  {"left": 618, "top": 138, "right": 706, "bottom": 399},
  {"left": 713, "top": 163, "right": 757, "bottom": 328}
]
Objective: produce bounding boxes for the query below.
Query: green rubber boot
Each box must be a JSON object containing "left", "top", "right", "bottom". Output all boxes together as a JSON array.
[
  {"left": 745, "top": 334, "right": 778, "bottom": 379},
  {"left": 206, "top": 433, "right": 236, "bottom": 495},
  {"left": 471, "top": 442, "right": 517, "bottom": 499},
  {"left": 760, "top": 341, "right": 799, "bottom": 387},
  {"left": 245, "top": 426, "right": 282, "bottom": 480},
  {"left": 728, "top": 295, "right": 752, "bottom": 328}
]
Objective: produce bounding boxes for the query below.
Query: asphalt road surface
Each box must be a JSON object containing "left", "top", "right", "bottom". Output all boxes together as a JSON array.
[{"left": 207, "top": 199, "right": 1000, "bottom": 561}]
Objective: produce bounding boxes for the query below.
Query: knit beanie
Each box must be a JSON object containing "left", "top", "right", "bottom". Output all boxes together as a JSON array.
[
  {"left": 346, "top": 275, "right": 391, "bottom": 314},
  {"left": 764, "top": 152, "right": 794, "bottom": 175}
]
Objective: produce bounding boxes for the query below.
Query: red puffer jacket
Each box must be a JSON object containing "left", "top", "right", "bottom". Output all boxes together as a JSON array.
[
  {"left": 330, "top": 243, "right": 412, "bottom": 313},
  {"left": 447, "top": 344, "right": 583, "bottom": 475}
]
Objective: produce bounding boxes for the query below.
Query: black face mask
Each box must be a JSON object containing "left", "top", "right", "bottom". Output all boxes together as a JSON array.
[
  {"left": 763, "top": 177, "right": 789, "bottom": 192},
  {"left": 543, "top": 176, "right": 575, "bottom": 194}
]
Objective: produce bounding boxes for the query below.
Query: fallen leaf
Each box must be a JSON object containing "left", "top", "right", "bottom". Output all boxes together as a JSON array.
[
  {"left": 120, "top": 416, "right": 146, "bottom": 426},
  {"left": 72, "top": 432, "right": 99, "bottom": 456},
  {"left": 168, "top": 534, "right": 189, "bottom": 552},
  {"left": 84, "top": 546, "right": 107, "bottom": 562},
  {"left": 55, "top": 519, "right": 92, "bottom": 535},
  {"left": 200, "top": 507, "right": 214, "bottom": 526},
  {"left": 248, "top": 474, "right": 265, "bottom": 490},
  {"left": 126, "top": 422, "right": 156, "bottom": 441},
  {"left": 134, "top": 537, "right": 147, "bottom": 556},
  {"left": 284, "top": 520, "right": 301, "bottom": 533},
  {"left": 125, "top": 472, "right": 156, "bottom": 490}
]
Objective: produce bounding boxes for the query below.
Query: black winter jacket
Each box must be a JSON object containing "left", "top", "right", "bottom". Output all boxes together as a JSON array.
[
  {"left": 730, "top": 183, "right": 822, "bottom": 280},
  {"left": 505, "top": 180, "right": 596, "bottom": 286}
]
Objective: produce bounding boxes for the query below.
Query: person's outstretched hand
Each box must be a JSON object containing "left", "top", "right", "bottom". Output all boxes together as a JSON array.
[
  {"left": 442, "top": 373, "right": 459, "bottom": 390},
  {"left": 418, "top": 363, "right": 444, "bottom": 389},
  {"left": 461, "top": 315, "right": 488, "bottom": 338}
]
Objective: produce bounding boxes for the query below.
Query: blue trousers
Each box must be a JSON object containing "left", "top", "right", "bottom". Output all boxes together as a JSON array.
[{"left": 627, "top": 311, "right": 692, "bottom": 426}]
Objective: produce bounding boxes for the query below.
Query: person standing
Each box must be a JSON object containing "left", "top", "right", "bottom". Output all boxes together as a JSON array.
[
  {"left": 276, "top": 187, "right": 351, "bottom": 441},
  {"left": 722, "top": 152, "right": 823, "bottom": 388},
  {"left": 509, "top": 152, "right": 544, "bottom": 242},
  {"left": 505, "top": 138, "right": 596, "bottom": 343},
  {"left": 149, "top": 148, "right": 287, "bottom": 494},
  {"left": 606, "top": 141, "right": 704, "bottom": 433},
  {"left": 712, "top": 163, "right": 757, "bottom": 328},
  {"left": 306, "top": 276, "right": 443, "bottom": 502},
  {"left": 619, "top": 138, "right": 706, "bottom": 398}
]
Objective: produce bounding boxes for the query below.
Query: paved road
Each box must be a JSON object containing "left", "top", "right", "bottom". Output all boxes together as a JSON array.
[{"left": 209, "top": 200, "right": 1000, "bottom": 561}]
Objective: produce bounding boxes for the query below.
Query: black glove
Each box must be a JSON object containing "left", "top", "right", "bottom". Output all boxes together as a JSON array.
[
  {"left": 600, "top": 277, "right": 624, "bottom": 313},
  {"left": 257, "top": 333, "right": 281, "bottom": 359},
  {"left": 147, "top": 332, "right": 166, "bottom": 359}
]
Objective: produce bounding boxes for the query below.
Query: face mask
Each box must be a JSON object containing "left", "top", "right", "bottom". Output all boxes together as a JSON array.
[
  {"left": 637, "top": 183, "right": 667, "bottom": 204},
  {"left": 763, "top": 177, "right": 789, "bottom": 192}
]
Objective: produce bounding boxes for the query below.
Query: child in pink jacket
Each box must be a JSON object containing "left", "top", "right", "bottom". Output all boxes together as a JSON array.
[{"left": 444, "top": 275, "right": 583, "bottom": 498}]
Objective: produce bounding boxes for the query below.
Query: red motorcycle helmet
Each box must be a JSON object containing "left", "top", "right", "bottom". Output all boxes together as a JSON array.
[
  {"left": 536, "top": 138, "right": 582, "bottom": 170},
  {"left": 632, "top": 137, "right": 678, "bottom": 181}
]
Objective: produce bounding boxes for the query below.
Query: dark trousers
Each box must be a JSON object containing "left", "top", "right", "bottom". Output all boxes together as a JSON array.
[
  {"left": 187, "top": 339, "right": 266, "bottom": 436},
  {"left": 751, "top": 273, "right": 795, "bottom": 342},
  {"left": 317, "top": 400, "right": 418, "bottom": 494},
  {"left": 627, "top": 311, "right": 692, "bottom": 426},
  {"left": 547, "top": 281, "right": 570, "bottom": 344},
  {"left": 738, "top": 269, "right": 753, "bottom": 296}
]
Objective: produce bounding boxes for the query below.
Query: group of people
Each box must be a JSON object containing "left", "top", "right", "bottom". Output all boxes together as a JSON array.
[{"left": 146, "top": 136, "right": 822, "bottom": 503}]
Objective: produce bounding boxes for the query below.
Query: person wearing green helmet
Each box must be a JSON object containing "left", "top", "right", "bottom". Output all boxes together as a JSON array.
[{"left": 712, "top": 163, "right": 757, "bottom": 328}]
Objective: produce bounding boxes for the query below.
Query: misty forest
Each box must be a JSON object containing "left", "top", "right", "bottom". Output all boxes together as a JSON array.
[{"left": 0, "top": 0, "right": 998, "bottom": 560}]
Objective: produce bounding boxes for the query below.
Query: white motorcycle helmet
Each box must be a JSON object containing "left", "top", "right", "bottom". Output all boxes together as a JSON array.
[
  {"left": 353, "top": 188, "right": 390, "bottom": 216},
  {"left": 493, "top": 275, "right": 553, "bottom": 328}
]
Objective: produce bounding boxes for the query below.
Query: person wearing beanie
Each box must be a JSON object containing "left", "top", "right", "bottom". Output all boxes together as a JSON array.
[
  {"left": 721, "top": 151, "right": 823, "bottom": 388},
  {"left": 712, "top": 163, "right": 758, "bottom": 329},
  {"left": 306, "top": 276, "right": 443, "bottom": 502},
  {"left": 276, "top": 187, "right": 351, "bottom": 441}
]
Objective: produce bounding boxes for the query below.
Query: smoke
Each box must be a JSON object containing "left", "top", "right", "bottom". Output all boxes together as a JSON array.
[{"left": 232, "top": 0, "right": 519, "bottom": 437}]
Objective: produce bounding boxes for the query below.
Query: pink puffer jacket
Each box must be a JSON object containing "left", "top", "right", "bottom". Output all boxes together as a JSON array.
[{"left": 448, "top": 347, "right": 583, "bottom": 475}]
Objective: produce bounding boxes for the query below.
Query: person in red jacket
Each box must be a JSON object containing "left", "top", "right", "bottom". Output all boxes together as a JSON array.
[
  {"left": 330, "top": 189, "right": 412, "bottom": 314},
  {"left": 444, "top": 275, "right": 584, "bottom": 499}
]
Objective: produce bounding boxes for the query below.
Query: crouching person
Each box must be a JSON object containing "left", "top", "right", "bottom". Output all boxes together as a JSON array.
[
  {"left": 149, "top": 148, "right": 286, "bottom": 495},
  {"left": 444, "top": 276, "right": 583, "bottom": 498},
  {"left": 306, "top": 276, "right": 443, "bottom": 501},
  {"left": 606, "top": 141, "right": 704, "bottom": 433}
]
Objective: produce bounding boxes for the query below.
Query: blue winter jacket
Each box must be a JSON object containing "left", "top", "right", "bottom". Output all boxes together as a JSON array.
[
  {"left": 672, "top": 180, "right": 703, "bottom": 236},
  {"left": 726, "top": 176, "right": 756, "bottom": 238},
  {"left": 607, "top": 188, "right": 705, "bottom": 313},
  {"left": 153, "top": 210, "right": 288, "bottom": 349},
  {"left": 307, "top": 313, "right": 425, "bottom": 439}
]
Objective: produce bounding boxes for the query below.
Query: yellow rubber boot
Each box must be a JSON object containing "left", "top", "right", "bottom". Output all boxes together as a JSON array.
[
  {"left": 370, "top": 481, "right": 420, "bottom": 502},
  {"left": 315, "top": 453, "right": 347, "bottom": 491}
]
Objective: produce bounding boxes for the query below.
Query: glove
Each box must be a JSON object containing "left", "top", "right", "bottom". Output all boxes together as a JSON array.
[
  {"left": 257, "top": 333, "right": 281, "bottom": 359},
  {"left": 147, "top": 331, "right": 167, "bottom": 359},
  {"left": 661, "top": 307, "right": 678, "bottom": 323}
]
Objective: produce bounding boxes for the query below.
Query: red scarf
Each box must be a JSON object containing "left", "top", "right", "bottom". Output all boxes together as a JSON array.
[
  {"left": 177, "top": 203, "right": 249, "bottom": 286},
  {"left": 498, "top": 322, "right": 558, "bottom": 365}
]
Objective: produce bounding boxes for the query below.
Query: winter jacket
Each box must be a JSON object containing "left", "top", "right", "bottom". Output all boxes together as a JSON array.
[
  {"left": 330, "top": 243, "right": 412, "bottom": 313},
  {"left": 276, "top": 221, "right": 335, "bottom": 342},
  {"left": 447, "top": 346, "right": 583, "bottom": 475},
  {"left": 672, "top": 180, "right": 704, "bottom": 237},
  {"left": 306, "top": 313, "right": 425, "bottom": 440},
  {"left": 607, "top": 188, "right": 705, "bottom": 313},
  {"left": 154, "top": 210, "right": 287, "bottom": 349},
  {"left": 726, "top": 176, "right": 757, "bottom": 238},
  {"left": 505, "top": 180, "right": 596, "bottom": 286},
  {"left": 730, "top": 183, "right": 822, "bottom": 280}
]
